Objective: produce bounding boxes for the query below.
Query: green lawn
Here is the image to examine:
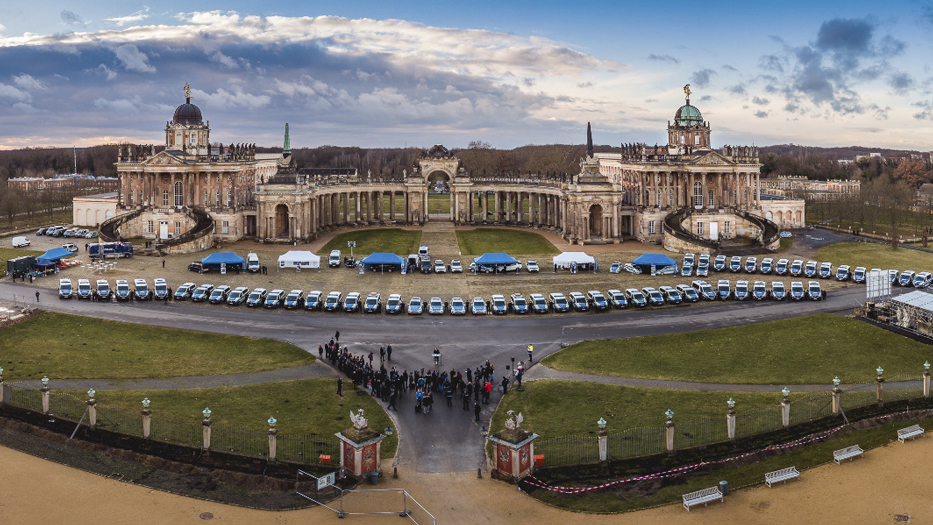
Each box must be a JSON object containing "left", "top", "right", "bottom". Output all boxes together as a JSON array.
[
  {"left": 543, "top": 314, "right": 932, "bottom": 384},
  {"left": 70, "top": 379, "right": 396, "bottom": 458},
  {"left": 0, "top": 311, "right": 313, "bottom": 380},
  {"left": 318, "top": 228, "right": 421, "bottom": 256},
  {"left": 492, "top": 380, "right": 802, "bottom": 439},
  {"left": 816, "top": 242, "right": 933, "bottom": 272},
  {"left": 457, "top": 228, "right": 560, "bottom": 256},
  {"left": 427, "top": 194, "right": 450, "bottom": 214}
]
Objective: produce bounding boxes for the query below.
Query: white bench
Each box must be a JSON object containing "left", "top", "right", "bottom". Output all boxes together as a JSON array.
[
  {"left": 682, "top": 486, "right": 723, "bottom": 511},
  {"left": 764, "top": 466, "right": 799, "bottom": 487},
  {"left": 897, "top": 424, "right": 925, "bottom": 443},
  {"left": 833, "top": 445, "right": 863, "bottom": 464}
]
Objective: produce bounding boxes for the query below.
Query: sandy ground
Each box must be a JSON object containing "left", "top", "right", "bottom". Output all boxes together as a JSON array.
[{"left": 1, "top": 435, "right": 931, "bottom": 525}]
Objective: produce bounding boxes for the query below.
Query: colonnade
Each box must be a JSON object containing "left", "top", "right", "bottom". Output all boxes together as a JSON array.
[
  {"left": 613, "top": 171, "right": 760, "bottom": 210},
  {"left": 119, "top": 171, "right": 250, "bottom": 211}
]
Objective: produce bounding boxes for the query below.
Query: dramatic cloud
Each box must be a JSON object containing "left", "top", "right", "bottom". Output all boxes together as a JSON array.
[
  {"left": 757, "top": 17, "right": 907, "bottom": 116},
  {"left": 754, "top": 110, "right": 769, "bottom": 118},
  {"left": 691, "top": 68, "right": 716, "bottom": 88},
  {"left": 60, "top": 10, "right": 87, "bottom": 27},
  {"left": 106, "top": 8, "right": 150, "bottom": 26},
  {"left": 752, "top": 96, "right": 769, "bottom": 105},
  {"left": 113, "top": 44, "right": 156, "bottom": 73},
  {"left": 647, "top": 54, "right": 679, "bottom": 64}
]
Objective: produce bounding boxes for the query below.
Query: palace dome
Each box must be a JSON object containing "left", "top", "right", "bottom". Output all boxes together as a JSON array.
[
  {"left": 674, "top": 103, "right": 703, "bottom": 127},
  {"left": 173, "top": 102, "right": 203, "bottom": 125}
]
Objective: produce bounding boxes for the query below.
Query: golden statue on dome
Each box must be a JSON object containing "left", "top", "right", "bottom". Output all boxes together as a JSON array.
[
  {"left": 184, "top": 82, "right": 191, "bottom": 102},
  {"left": 684, "top": 83, "right": 691, "bottom": 99}
]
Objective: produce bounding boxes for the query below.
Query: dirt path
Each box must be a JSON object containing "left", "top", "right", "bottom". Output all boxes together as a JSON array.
[{"left": 2, "top": 435, "right": 931, "bottom": 524}]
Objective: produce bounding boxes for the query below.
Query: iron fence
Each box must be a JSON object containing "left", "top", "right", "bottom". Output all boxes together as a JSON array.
[
  {"left": 607, "top": 426, "right": 667, "bottom": 460},
  {"left": 533, "top": 434, "right": 599, "bottom": 467},
  {"left": 789, "top": 394, "right": 834, "bottom": 426},
  {"left": 674, "top": 416, "right": 729, "bottom": 450},
  {"left": 278, "top": 433, "right": 341, "bottom": 465},
  {"left": 734, "top": 405, "right": 784, "bottom": 439},
  {"left": 148, "top": 415, "right": 202, "bottom": 448},
  {"left": 211, "top": 426, "right": 268, "bottom": 458}
]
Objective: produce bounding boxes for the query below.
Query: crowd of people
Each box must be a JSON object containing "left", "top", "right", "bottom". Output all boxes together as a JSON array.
[{"left": 321, "top": 332, "right": 528, "bottom": 424}]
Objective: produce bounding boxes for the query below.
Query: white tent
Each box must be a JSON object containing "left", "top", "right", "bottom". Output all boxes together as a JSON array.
[
  {"left": 552, "top": 251, "right": 596, "bottom": 269},
  {"left": 278, "top": 250, "right": 321, "bottom": 269}
]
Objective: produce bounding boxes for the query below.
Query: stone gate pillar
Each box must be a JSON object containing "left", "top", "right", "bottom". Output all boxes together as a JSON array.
[
  {"left": 487, "top": 411, "right": 538, "bottom": 483},
  {"left": 336, "top": 409, "right": 388, "bottom": 480}
]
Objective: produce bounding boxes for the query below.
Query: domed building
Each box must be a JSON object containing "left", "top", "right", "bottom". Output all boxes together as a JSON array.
[{"left": 107, "top": 84, "right": 279, "bottom": 252}]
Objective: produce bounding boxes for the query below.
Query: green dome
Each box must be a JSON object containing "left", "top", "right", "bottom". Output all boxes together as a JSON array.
[{"left": 674, "top": 103, "right": 703, "bottom": 127}]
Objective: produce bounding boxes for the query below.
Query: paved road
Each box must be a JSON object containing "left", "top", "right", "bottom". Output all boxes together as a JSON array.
[{"left": 2, "top": 282, "right": 867, "bottom": 474}]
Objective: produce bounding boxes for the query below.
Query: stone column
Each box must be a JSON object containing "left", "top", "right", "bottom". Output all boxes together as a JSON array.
[
  {"left": 202, "top": 408, "right": 212, "bottom": 452},
  {"left": 389, "top": 192, "right": 395, "bottom": 221},
  {"left": 832, "top": 377, "right": 842, "bottom": 415},
  {"left": 494, "top": 192, "right": 501, "bottom": 223},
  {"left": 924, "top": 362, "right": 930, "bottom": 398},
  {"left": 142, "top": 398, "right": 151, "bottom": 439},
  {"left": 781, "top": 388, "right": 790, "bottom": 428},
  {"left": 87, "top": 389, "right": 97, "bottom": 430},
  {"left": 597, "top": 419, "right": 608, "bottom": 462},
  {"left": 267, "top": 417, "right": 278, "bottom": 461},
  {"left": 40, "top": 376, "right": 50, "bottom": 415},
  {"left": 726, "top": 398, "right": 736, "bottom": 441},
  {"left": 876, "top": 367, "right": 885, "bottom": 405},
  {"left": 665, "top": 416, "right": 675, "bottom": 453},
  {"left": 343, "top": 192, "right": 349, "bottom": 223},
  {"left": 0, "top": 367, "right": 5, "bottom": 404}
]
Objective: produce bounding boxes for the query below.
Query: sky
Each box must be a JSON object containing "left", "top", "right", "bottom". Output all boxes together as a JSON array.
[{"left": 0, "top": 1, "right": 932, "bottom": 152}]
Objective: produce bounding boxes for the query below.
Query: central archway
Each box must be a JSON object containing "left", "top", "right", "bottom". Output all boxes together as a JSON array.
[
  {"left": 426, "top": 171, "right": 451, "bottom": 220},
  {"left": 274, "top": 203, "right": 289, "bottom": 238},
  {"left": 589, "top": 204, "right": 603, "bottom": 237}
]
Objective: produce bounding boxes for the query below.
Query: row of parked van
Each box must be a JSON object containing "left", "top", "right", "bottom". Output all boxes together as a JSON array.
[
  {"left": 58, "top": 276, "right": 826, "bottom": 315},
  {"left": 58, "top": 278, "right": 164, "bottom": 301}
]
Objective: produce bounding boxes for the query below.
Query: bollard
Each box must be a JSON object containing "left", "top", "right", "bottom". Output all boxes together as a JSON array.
[
  {"left": 393, "top": 466, "right": 398, "bottom": 479},
  {"left": 477, "top": 468, "right": 482, "bottom": 479}
]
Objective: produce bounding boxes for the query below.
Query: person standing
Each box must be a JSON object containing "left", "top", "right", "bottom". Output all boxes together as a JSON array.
[
  {"left": 474, "top": 401, "right": 481, "bottom": 421},
  {"left": 336, "top": 378, "right": 343, "bottom": 397},
  {"left": 387, "top": 388, "right": 397, "bottom": 411},
  {"left": 527, "top": 344, "right": 534, "bottom": 363},
  {"left": 335, "top": 330, "right": 340, "bottom": 342},
  {"left": 35, "top": 291, "right": 40, "bottom": 303},
  {"left": 379, "top": 346, "right": 386, "bottom": 362},
  {"left": 386, "top": 344, "right": 392, "bottom": 361},
  {"left": 432, "top": 348, "right": 440, "bottom": 366}
]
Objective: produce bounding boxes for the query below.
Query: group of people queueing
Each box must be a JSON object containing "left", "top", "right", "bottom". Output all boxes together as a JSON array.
[{"left": 326, "top": 333, "right": 529, "bottom": 424}]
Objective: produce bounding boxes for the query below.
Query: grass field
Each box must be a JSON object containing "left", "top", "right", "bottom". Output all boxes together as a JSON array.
[
  {"left": 0, "top": 311, "right": 313, "bottom": 380},
  {"left": 457, "top": 228, "right": 560, "bottom": 256},
  {"left": 530, "top": 412, "right": 931, "bottom": 513},
  {"left": 491, "top": 380, "right": 805, "bottom": 438},
  {"left": 318, "top": 228, "right": 421, "bottom": 256},
  {"left": 68, "top": 378, "right": 397, "bottom": 458},
  {"left": 542, "top": 314, "right": 933, "bottom": 384},
  {"left": 815, "top": 242, "right": 933, "bottom": 273}
]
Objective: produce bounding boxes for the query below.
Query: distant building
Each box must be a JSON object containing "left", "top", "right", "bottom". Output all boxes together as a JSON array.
[
  {"left": 8, "top": 174, "right": 118, "bottom": 192},
  {"left": 760, "top": 175, "right": 860, "bottom": 201}
]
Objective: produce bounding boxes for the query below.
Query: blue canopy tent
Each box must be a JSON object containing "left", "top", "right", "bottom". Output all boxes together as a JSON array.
[
  {"left": 36, "top": 247, "right": 75, "bottom": 264},
  {"left": 632, "top": 253, "right": 678, "bottom": 274},
  {"left": 472, "top": 252, "right": 520, "bottom": 273},
  {"left": 201, "top": 252, "right": 245, "bottom": 272},
  {"left": 473, "top": 253, "right": 518, "bottom": 265},
  {"left": 361, "top": 252, "right": 405, "bottom": 272}
]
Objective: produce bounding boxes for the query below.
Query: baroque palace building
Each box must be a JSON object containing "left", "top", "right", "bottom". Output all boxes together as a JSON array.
[{"left": 101, "top": 84, "right": 801, "bottom": 254}]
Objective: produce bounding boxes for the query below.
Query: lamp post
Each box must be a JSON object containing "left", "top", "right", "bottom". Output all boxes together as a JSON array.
[
  {"left": 924, "top": 361, "right": 931, "bottom": 398},
  {"left": 876, "top": 366, "right": 885, "bottom": 405},
  {"left": 780, "top": 387, "right": 791, "bottom": 428},
  {"left": 40, "top": 375, "right": 50, "bottom": 414},
  {"left": 267, "top": 416, "right": 278, "bottom": 461},
  {"left": 726, "top": 398, "right": 736, "bottom": 440},
  {"left": 87, "top": 388, "right": 97, "bottom": 429},
  {"left": 664, "top": 409, "right": 675, "bottom": 452},
  {"left": 597, "top": 418, "right": 608, "bottom": 462},
  {"left": 0, "top": 367, "right": 4, "bottom": 404},
  {"left": 141, "top": 398, "right": 151, "bottom": 439},
  {"left": 202, "top": 407, "right": 212, "bottom": 452}
]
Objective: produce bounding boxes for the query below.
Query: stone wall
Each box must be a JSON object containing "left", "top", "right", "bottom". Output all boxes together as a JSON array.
[{"left": 73, "top": 196, "right": 118, "bottom": 227}]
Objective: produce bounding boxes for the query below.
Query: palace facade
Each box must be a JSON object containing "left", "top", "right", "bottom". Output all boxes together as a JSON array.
[{"left": 101, "top": 86, "right": 801, "bottom": 254}]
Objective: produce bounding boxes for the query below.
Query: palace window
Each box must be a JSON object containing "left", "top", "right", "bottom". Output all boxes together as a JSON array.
[
  {"left": 649, "top": 220, "right": 656, "bottom": 234},
  {"left": 695, "top": 135, "right": 700, "bottom": 145},
  {"left": 708, "top": 190, "right": 715, "bottom": 208},
  {"left": 228, "top": 190, "right": 233, "bottom": 207},
  {"left": 146, "top": 220, "right": 153, "bottom": 234},
  {"left": 656, "top": 190, "right": 661, "bottom": 206},
  {"left": 697, "top": 222, "right": 704, "bottom": 235},
  {"left": 174, "top": 222, "right": 181, "bottom": 235},
  {"left": 174, "top": 181, "right": 183, "bottom": 207},
  {"left": 215, "top": 191, "right": 221, "bottom": 207},
  {"left": 162, "top": 189, "right": 169, "bottom": 206},
  {"left": 669, "top": 189, "right": 674, "bottom": 207},
  {"left": 725, "top": 221, "right": 731, "bottom": 233},
  {"left": 693, "top": 182, "right": 703, "bottom": 207},
  {"left": 222, "top": 221, "right": 229, "bottom": 234}
]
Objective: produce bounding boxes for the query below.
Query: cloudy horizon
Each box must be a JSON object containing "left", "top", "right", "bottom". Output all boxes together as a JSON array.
[{"left": 0, "top": 1, "right": 931, "bottom": 153}]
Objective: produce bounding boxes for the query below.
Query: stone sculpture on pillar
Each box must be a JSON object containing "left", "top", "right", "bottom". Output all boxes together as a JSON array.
[
  {"left": 487, "top": 410, "right": 539, "bottom": 483},
  {"left": 336, "top": 409, "right": 387, "bottom": 481}
]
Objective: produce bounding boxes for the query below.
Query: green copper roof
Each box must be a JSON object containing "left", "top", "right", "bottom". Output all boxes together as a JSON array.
[
  {"left": 674, "top": 103, "right": 703, "bottom": 127},
  {"left": 283, "top": 123, "right": 291, "bottom": 156}
]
